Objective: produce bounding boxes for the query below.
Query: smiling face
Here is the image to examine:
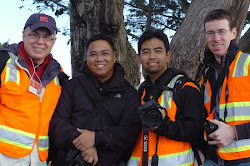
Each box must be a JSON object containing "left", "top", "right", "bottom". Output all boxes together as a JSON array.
[
  {"left": 22, "top": 27, "right": 56, "bottom": 64},
  {"left": 204, "top": 19, "right": 237, "bottom": 64},
  {"left": 87, "top": 40, "right": 116, "bottom": 82},
  {"left": 137, "top": 37, "right": 170, "bottom": 83}
]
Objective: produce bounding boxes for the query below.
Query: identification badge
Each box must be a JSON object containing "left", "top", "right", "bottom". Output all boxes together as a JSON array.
[{"left": 29, "top": 79, "right": 43, "bottom": 96}]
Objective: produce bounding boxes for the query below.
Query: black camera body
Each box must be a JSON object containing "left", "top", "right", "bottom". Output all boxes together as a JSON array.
[
  {"left": 138, "top": 99, "right": 164, "bottom": 128},
  {"left": 205, "top": 121, "right": 218, "bottom": 141},
  {"left": 66, "top": 149, "right": 89, "bottom": 166}
]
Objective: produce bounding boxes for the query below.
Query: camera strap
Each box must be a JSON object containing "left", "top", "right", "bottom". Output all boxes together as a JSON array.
[
  {"left": 142, "top": 129, "right": 149, "bottom": 166},
  {"left": 142, "top": 128, "right": 160, "bottom": 166},
  {"left": 209, "top": 59, "right": 229, "bottom": 115}
]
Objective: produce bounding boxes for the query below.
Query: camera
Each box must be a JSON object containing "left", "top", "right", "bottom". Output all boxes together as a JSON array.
[
  {"left": 66, "top": 149, "right": 90, "bottom": 166},
  {"left": 205, "top": 121, "right": 218, "bottom": 141},
  {"left": 137, "top": 99, "right": 164, "bottom": 128}
]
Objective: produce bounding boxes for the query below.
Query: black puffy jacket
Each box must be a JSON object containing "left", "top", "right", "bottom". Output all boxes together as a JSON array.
[{"left": 49, "top": 62, "right": 140, "bottom": 166}]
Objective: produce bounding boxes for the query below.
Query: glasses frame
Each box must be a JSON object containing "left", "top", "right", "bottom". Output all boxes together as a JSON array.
[
  {"left": 25, "top": 31, "right": 55, "bottom": 42},
  {"left": 88, "top": 51, "right": 114, "bottom": 59},
  {"left": 205, "top": 29, "right": 231, "bottom": 38}
]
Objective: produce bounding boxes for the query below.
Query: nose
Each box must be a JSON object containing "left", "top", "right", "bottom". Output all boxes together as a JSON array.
[
  {"left": 96, "top": 54, "right": 104, "bottom": 61},
  {"left": 212, "top": 32, "right": 221, "bottom": 41},
  {"left": 36, "top": 36, "right": 45, "bottom": 44},
  {"left": 149, "top": 52, "right": 156, "bottom": 59}
]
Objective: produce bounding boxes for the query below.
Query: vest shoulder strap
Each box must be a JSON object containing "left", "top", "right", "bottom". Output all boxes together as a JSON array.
[
  {"left": 169, "top": 75, "right": 203, "bottom": 166},
  {"left": 137, "top": 81, "right": 146, "bottom": 98}
]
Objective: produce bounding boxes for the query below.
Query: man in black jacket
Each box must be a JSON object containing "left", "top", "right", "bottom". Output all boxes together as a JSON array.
[{"left": 49, "top": 34, "right": 140, "bottom": 166}]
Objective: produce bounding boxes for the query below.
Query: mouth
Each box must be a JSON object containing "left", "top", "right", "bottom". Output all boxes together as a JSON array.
[
  {"left": 148, "top": 62, "right": 158, "bottom": 66},
  {"left": 33, "top": 47, "right": 45, "bottom": 51},
  {"left": 96, "top": 64, "right": 105, "bottom": 69},
  {"left": 212, "top": 44, "right": 223, "bottom": 49}
]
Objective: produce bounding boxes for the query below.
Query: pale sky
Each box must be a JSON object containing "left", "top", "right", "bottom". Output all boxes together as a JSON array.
[
  {"left": 0, "top": 0, "right": 72, "bottom": 76},
  {"left": 1, "top": 0, "right": 249, "bottom": 78}
]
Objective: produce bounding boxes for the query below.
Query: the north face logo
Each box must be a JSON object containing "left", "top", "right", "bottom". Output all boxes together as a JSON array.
[{"left": 40, "top": 16, "right": 48, "bottom": 22}]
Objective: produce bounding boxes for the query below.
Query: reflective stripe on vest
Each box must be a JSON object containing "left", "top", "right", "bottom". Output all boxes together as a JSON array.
[
  {"left": 160, "top": 74, "right": 183, "bottom": 109},
  {"left": 38, "top": 135, "right": 49, "bottom": 151},
  {"left": 127, "top": 157, "right": 140, "bottom": 166},
  {"left": 5, "top": 52, "right": 20, "bottom": 85},
  {"left": 232, "top": 52, "right": 250, "bottom": 77},
  {"left": 219, "top": 102, "right": 250, "bottom": 122},
  {"left": 219, "top": 139, "right": 250, "bottom": 153},
  {"left": 53, "top": 76, "right": 60, "bottom": 86},
  {"left": 149, "top": 149, "right": 194, "bottom": 166},
  {"left": 0, "top": 124, "right": 35, "bottom": 149},
  {"left": 204, "top": 82, "right": 210, "bottom": 105}
]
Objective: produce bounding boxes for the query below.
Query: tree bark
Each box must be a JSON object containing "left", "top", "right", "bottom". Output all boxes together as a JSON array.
[
  {"left": 169, "top": 0, "right": 250, "bottom": 81},
  {"left": 70, "top": 0, "right": 140, "bottom": 86},
  {"left": 239, "top": 28, "right": 250, "bottom": 54}
]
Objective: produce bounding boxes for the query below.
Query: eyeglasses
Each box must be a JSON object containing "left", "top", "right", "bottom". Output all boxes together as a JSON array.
[
  {"left": 25, "top": 31, "right": 55, "bottom": 42},
  {"left": 205, "top": 29, "right": 230, "bottom": 38},
  {"left": 88, "top": 51, "right": 113, "bottom": 58}
]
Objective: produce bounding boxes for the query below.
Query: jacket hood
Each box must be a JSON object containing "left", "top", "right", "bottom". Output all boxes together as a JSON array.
[{"left": 0, "top": 42, "right": 20, "bottom": 55}]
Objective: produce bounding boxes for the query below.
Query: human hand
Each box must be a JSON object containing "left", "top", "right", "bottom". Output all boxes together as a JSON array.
[
  {"left": 208, "top": 119, "right": 236, "bottom": 147},
  {"left": 81, "top": 146, "right": 98, "bottom": 165},
  {"left": 73, "top": 129, "right": 95, "bottom": 151}
]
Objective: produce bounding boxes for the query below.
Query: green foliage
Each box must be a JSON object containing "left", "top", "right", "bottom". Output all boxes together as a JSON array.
[
  {"left": 0, "top": 41, "right": 9, "bottom": 48},
  {"left": 19, "top": 0, "right": 69, "bottom": 16},
  {"left": 124, "top": 0, "right": 189, "bottom": 39}
]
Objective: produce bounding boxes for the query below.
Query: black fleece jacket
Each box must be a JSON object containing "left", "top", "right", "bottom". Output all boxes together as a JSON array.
[{"left": 49, "top": 62, "right": 140, "bottom": 166}]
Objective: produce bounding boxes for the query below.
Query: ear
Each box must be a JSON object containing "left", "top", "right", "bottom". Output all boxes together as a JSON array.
[
  {"left": 204, "top": 31, "right": 207, "bottom": 40},
  {"left": 136, "top": 54, "right": 142, "bottom": 64},
  {"left": 22, "top": 31, "right": 25, "bottom": 39},
  {"left": 113, "top": 51, "right": 116, "bottom": 63},
  {"left": 231, "top": 27, "right": 237, "bottom": 40},
  {"left": 166, "top": 51, "right": 171, "bottom": 63}
]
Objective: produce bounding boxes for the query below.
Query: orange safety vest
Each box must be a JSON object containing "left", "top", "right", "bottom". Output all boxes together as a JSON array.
[
  {"left": 0, "top": 52, "right": 61, "bottom": 161},
  {"left": 202, "top": 50, "right": 250, "bottom": 160},
  {"left": 128, "top": 75, "right": 195, "bottom": 166}
]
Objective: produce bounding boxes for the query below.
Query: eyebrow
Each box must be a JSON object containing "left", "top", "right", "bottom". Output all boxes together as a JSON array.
[
  {"left": 88, "top": 50, "right": 111, "bottom": 53},
  {"left": 141, "top": 48, "right": 150, "bottom": 52},
  {"left": 154, "top": 47, "right": 163, "bottom": 50},
  {"left": 33, "top": 30, "right": 52, "bottom": 36}
]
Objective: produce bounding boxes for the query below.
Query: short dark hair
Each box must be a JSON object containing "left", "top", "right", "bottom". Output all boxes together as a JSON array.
[
  {"left": 138, "top": 28, "right": 170, "bottom": 55},
  {"left": 204, "top": 9, "right": 235, "bottom": 30},
  {"left": 85, "top": 34, "right": 115, "bottom": 52}
]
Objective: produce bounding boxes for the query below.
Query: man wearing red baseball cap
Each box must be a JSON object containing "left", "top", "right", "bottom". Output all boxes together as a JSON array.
[{"left": 0, "top": 13, "right": 68, "bottom": 166}]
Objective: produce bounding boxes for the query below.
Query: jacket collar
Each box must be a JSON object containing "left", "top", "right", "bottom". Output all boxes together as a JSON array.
[{"left": 82, "top": 62, "right": 127, "bottom": 95}]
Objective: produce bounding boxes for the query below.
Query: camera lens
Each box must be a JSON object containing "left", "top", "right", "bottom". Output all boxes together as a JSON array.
[{"left": 144, "top": 109, "right": 162, "bottom": 127}]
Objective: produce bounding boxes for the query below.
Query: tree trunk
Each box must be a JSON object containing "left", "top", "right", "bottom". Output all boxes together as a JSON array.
[
  {"left": 239, "top": 28, "right": 250, "bottom": 54},
  {"left": 70, "top": 0, "right": 140, "bottom": 86},
  {"left": 169, "top": 0, "right": 250, "bottom": 81}
]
